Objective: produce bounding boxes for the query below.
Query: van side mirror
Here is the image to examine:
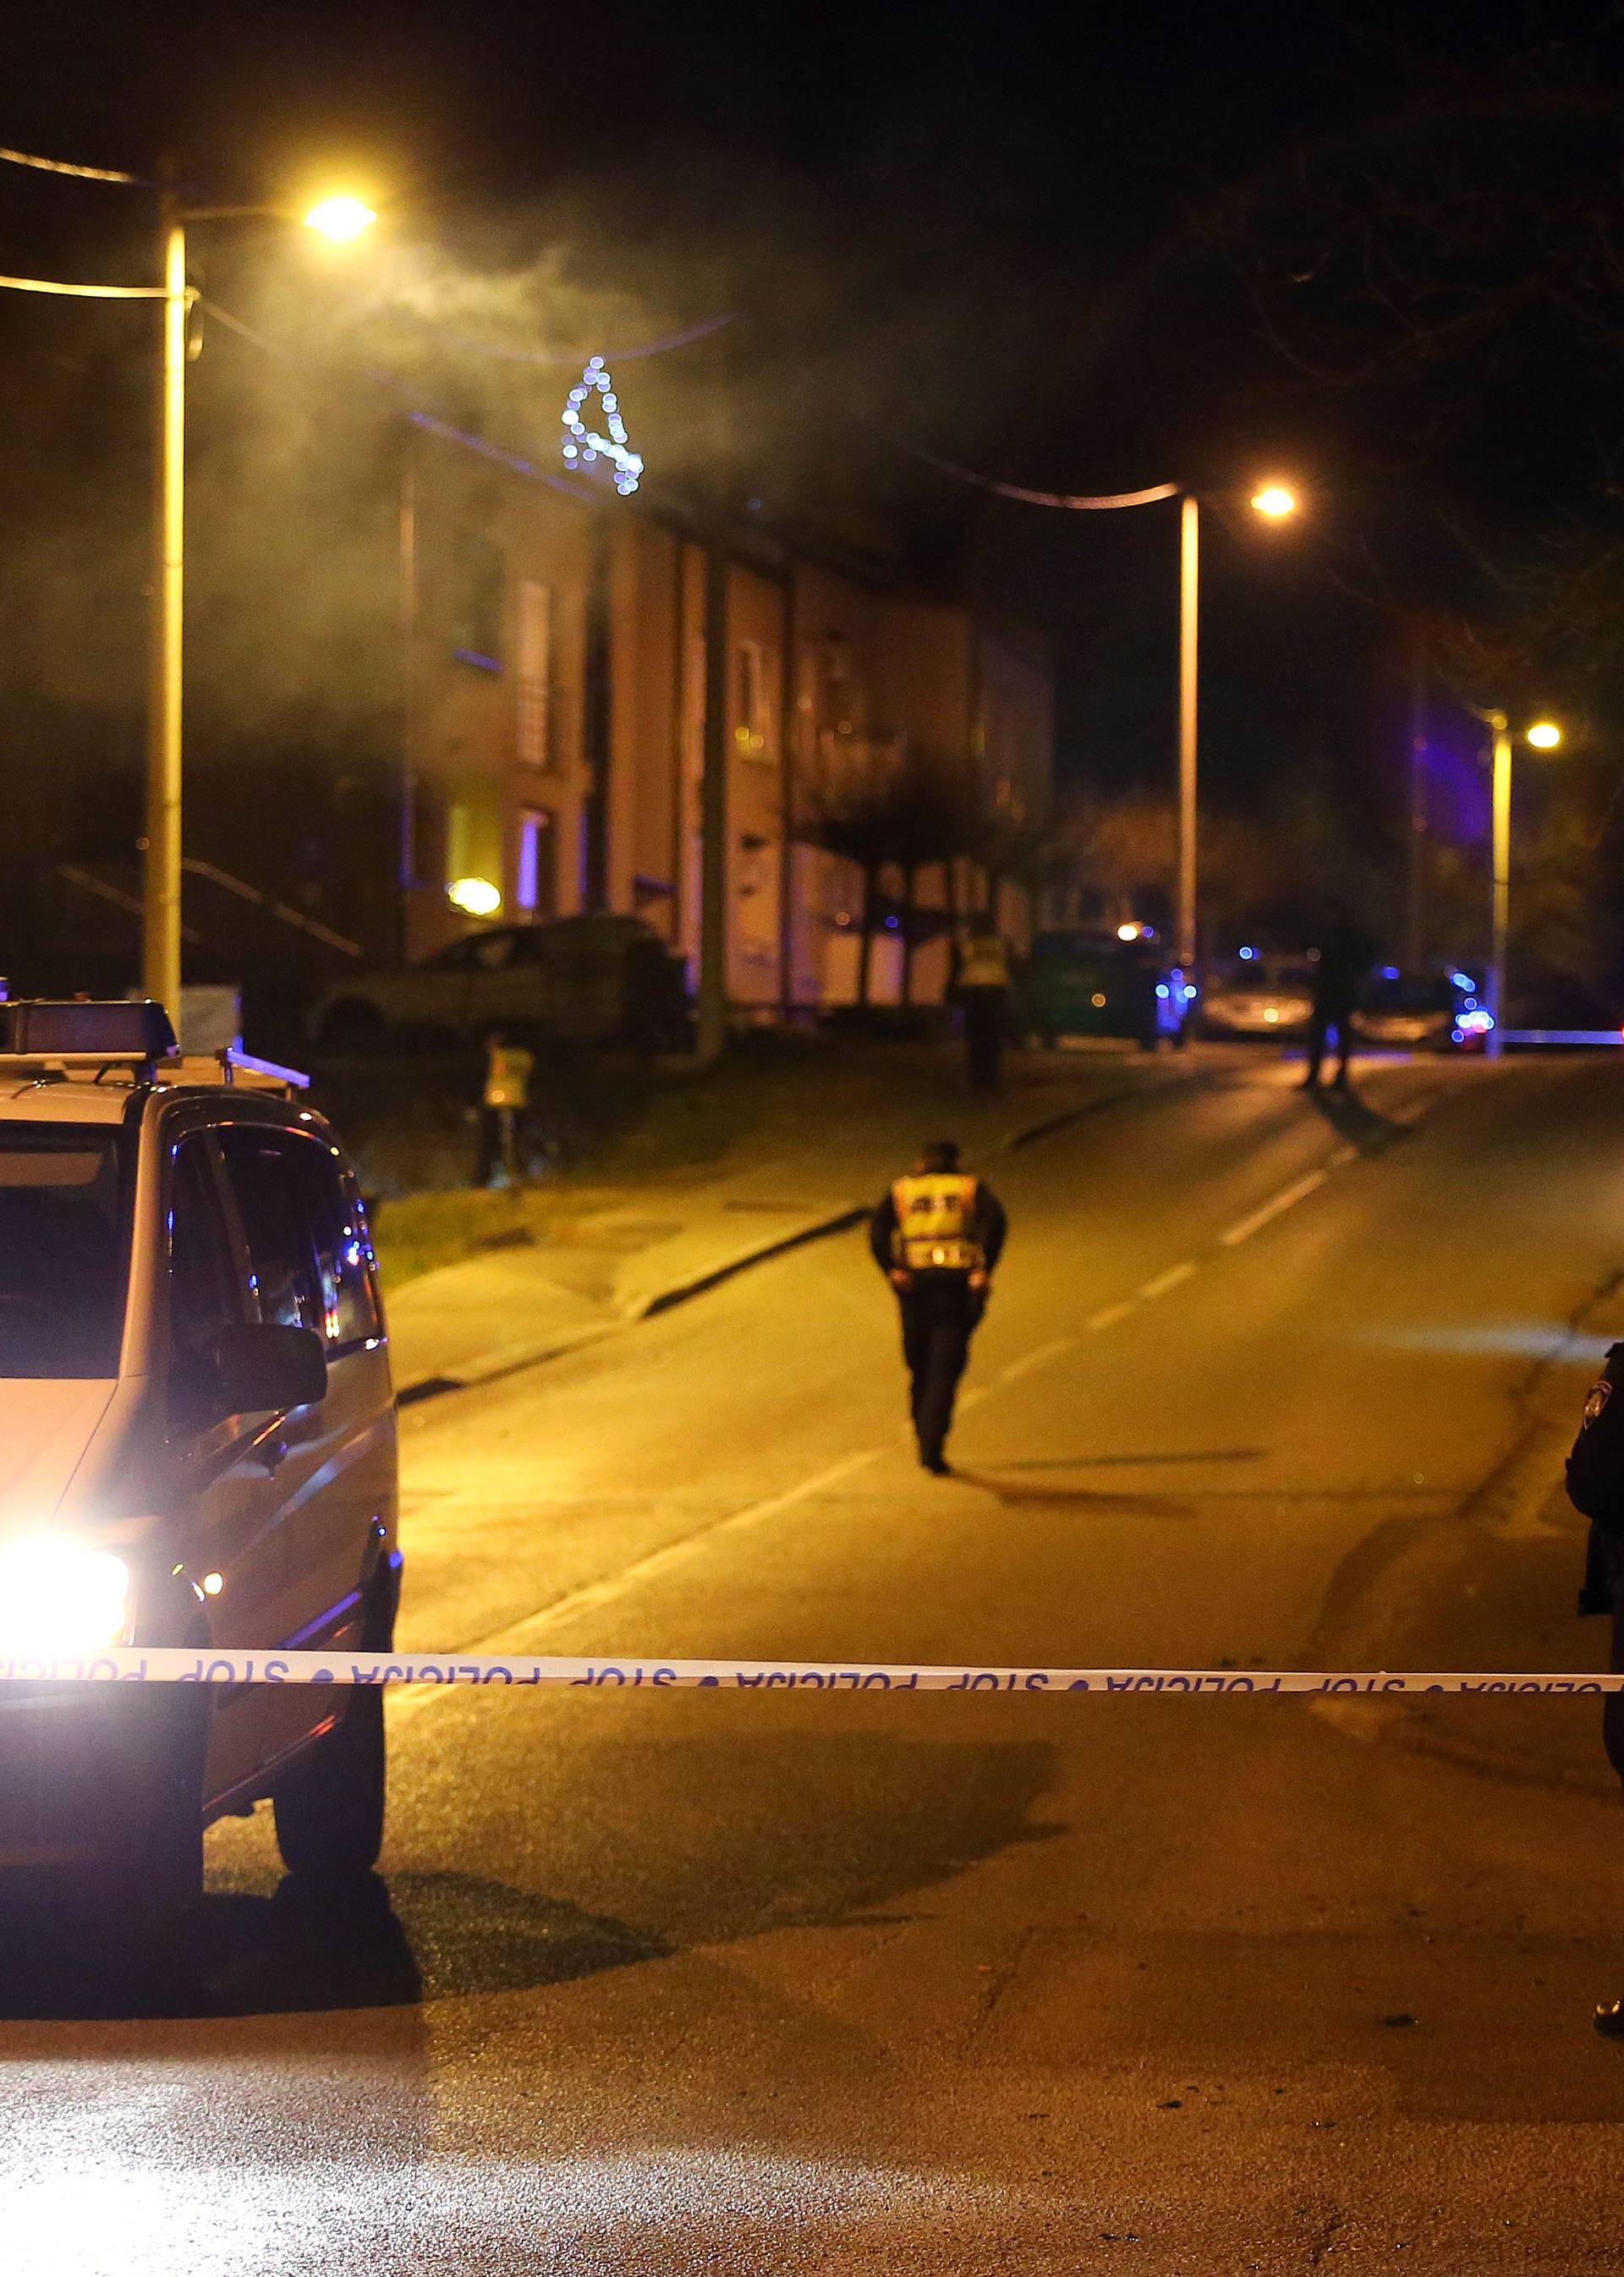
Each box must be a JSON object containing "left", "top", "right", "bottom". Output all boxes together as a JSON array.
[{"left": 213, "top": 1322, "right": 327, "bottom": 1414}]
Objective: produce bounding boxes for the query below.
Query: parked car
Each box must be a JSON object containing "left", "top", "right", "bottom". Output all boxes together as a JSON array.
[
  {"left": 1200, "top": 953, "right": 1317, "bottom": 1040},
  {"left": 1352, "top": 967, "right": 1493, "bottom": 1051},
  {"left": 1020, "top": 930, "right": 1195, "bottom": 1051},
  {"left": 310, "top": 914, "right": 689, "bottom": 1053},
  {"left": 0, "top": 999, "right": 398, "bottom": 1938}
]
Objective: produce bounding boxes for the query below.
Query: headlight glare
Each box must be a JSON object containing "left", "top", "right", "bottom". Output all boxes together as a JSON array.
[{"left": 0, "top": 1540, "right": 131, "bottom": 1656}]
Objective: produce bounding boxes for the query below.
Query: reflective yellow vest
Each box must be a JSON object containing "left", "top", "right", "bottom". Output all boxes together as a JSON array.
[
  {"left": 891, "top": 1172, "right": 985, "bottom": 1273},
  {"left": 958, "top": 934, "right": 1011, "bottom": 990},
  {"left": 483, "top": 1045, "right": 535, "bottom": 1110}
]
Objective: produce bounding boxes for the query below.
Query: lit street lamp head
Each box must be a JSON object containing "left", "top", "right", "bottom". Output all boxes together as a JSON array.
[
  {"left": 1249, "top": 483, "right": 1298, "bottom": 519},
  {"left": 303, "top": 195, "right": 377, "bottom": 243},
  {"left": 1526, "top": 720, "right": 1562, "bottom": 749}
]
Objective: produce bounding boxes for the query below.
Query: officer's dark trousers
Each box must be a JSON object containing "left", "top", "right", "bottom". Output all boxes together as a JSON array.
[
  {"left": 962, "top": 990, "right": 1007, "bottom": 1095},
  {"left": 898, "top": 1273, "right": 985, "bottom": 1464}
]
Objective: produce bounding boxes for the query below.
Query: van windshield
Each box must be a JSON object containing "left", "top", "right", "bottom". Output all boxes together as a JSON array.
[{"left": 0, "top": 1127, "right": 133, "bottom": 1378}]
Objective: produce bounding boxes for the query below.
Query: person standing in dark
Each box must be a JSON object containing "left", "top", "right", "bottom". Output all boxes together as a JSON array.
[
  {"left": 1565, "top": 1342, "right": 1624, "bottom": 2033},
  {"left": 870, "top": 1140, "right": 1007, "bottom": 1474},
  {"left": 952, "top": 925, "right": 1012, "bottom": 1095},
  {"left": 1303, "top": 912, "right": 1376, "bottom": 1089}
]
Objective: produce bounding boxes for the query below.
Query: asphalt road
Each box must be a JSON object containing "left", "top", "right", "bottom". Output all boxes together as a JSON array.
[{"left": 8, "top": 1049, "right": 1624, "bottom": 2274}]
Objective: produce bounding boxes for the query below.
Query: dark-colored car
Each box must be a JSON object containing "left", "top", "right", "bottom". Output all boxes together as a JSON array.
[
  {"left": 1020, "top": 930, "right": 1195, "bottom": 1051},
  {"left": 310, "top": 914, "right": 690, "bottom": 1052}
]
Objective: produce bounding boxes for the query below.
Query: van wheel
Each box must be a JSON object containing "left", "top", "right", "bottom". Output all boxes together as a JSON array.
[{"left": 273, "top": 1683, "right": 387, "bottom": 1883}]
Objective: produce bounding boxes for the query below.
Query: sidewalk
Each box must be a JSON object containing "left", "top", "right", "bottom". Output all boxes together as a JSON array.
[
  {"left": 1314, "top": 1309, "right": 1622, "bottom": 1798},
  {"left": 387, "top": 1044, "right": 1204, "bottom": 1404}
]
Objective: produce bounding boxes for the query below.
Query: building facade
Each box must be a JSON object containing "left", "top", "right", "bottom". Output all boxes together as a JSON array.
[{"left": 398, "top": 415, "right": 1055, "bottom": 1014}]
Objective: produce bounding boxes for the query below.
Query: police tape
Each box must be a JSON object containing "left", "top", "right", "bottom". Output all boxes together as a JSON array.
[{"left": 0, "top": 1649, "right": 1621, "bottom": 1693}]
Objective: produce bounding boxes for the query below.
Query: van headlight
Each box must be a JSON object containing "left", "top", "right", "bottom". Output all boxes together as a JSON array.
[{"left": 0, "top": 1540, "right": 131, "bottom": 1655}]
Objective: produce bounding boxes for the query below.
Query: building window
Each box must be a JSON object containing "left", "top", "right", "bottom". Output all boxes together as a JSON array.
[
  {"left": 517, "top": 580, "right": 551, "bottom": 765},
  {"left": 733, "top": 640, "right": 771, "bottom": 760},
  {"left": 452, "top": 530, "right": 504, "bottom": 671},
  {"left": 516, "top": 809, "right": 556, "bottom": 918}
]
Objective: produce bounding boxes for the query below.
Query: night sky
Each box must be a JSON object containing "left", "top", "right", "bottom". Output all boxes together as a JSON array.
[{"left": 3, "top": 0, "right": 1621, "bottom": 908}]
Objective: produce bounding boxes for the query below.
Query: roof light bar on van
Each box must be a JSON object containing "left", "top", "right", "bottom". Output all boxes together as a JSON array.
[{"left": 0, "top": 1001, "right": 177, "bottom": 1059}]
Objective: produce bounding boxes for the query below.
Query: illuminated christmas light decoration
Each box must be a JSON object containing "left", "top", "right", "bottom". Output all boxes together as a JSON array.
[{"left": 560, "top": 355, "right": 645, "bottom": 495}]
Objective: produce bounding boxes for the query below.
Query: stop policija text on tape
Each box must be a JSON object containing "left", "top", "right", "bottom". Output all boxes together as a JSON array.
[{"left": 0, "top": 1649, "right": 1620, "bottom": 1694}]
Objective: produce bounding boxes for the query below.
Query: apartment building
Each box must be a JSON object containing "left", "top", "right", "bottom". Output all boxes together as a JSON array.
[{"left": 398, "top": 411, "right": 1053, "bottom": 1012}]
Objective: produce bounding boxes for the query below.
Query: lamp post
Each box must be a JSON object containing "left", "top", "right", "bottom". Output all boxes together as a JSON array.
[
  {"left": 142, "top": 190, "right": 376, "bottom": 1015},
  {"left": 1173, "top": 483, "right": 1297, "bottom": 969},
  {"left": 1481, "top": 711, "right": 1562, "bottom": 1059}
]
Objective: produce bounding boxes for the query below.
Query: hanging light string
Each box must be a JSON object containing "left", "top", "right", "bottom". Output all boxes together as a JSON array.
[
  {"left": 898, "top": 433, "right": 1178, "bottom": 511},
  {"left": 0, "top": 144, "right": 146, "bottom": 185},
  {"left": 0, "top": 272, "right": 172, "bottom": 299},
  {"left": 559, "top": 355, "right": 642, "bottom": 493}
]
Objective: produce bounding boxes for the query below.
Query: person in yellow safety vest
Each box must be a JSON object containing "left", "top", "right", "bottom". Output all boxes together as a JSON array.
[
  {"left": 478, "top": 1031, "right": 535, "bottom": 1188},
  {"left": 952, "top": 925, "right": 1013, "bottom": 1095},
  {"left": 869, "top": 1139, "right": 1007, "bottom": 1475}
]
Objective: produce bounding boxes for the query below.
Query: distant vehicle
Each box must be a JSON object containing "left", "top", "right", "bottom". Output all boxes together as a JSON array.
[
  {"left": 1352, "top": 967, "right": 1493, "bottom": 1052},
  {"left": 1200, "top": 952, "right": 1317, "bottom": 1040},
  {"left": 310, "top": 914, "right": 690, "bottom": 1053},
  {"left": 0, "top": 1000, "right": 398, "bottom": 1936},
  {"left": 1020, "top": 929, "right": 1195, "bottom": 1051}
]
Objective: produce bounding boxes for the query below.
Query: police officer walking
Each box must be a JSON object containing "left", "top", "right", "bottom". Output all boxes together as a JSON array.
[
  {"left": 952, "top": 925, "right": 1013, "bottom": 1095},
  {"left": 870, "top": 1140, "right": 1007, "bottom": 1474}
]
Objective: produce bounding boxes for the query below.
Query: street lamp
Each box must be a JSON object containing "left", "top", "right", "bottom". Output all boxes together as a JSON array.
[
  {"left": 1249, "top": 484, "right": 1298, "bottom": 520},
  {"left": 143, "top": 185, "right": 376, "bottom": 1015},
  {"left": 1479, "top": 711, "right": 1561, "bottom": 1059},
  {"left": 304, "top": 196, "right": 378, "bottom": 244},
  {"left": 1173, "top": 481, "right": 1298, "bottom": 967}
]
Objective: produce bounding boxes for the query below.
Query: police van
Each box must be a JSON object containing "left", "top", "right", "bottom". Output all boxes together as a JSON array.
[{"left": 0, "top": 1001, "right": 398, "bottom": 1927}]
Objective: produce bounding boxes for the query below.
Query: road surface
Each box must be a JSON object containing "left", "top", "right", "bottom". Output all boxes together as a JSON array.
[{"left": 7, "top": 1049, "right": 1624, "bottom": 2274}]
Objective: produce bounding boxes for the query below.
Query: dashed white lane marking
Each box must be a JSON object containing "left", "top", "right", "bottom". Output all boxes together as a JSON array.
[
  {"left": 1137, "top": 1259, "right": 1198, "bottom": 1301},
  {"left": 1085, "top": 1300, "right": 1136, "bottom": 1332},
  {"left": 392, "top": 1446, "right": 885, "bottom": 1722},
  {"left": 1219, "top": 1167, "right": 1329, "bottom": 1248},
  {"left": 1329, "top": 1142, "right": 1360, "bottom": 1168},
  {"left": 997, "top": 1335, "right": 1078, "bottom": 1385}
]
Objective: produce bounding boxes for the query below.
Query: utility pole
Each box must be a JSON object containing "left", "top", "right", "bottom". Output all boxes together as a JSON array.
[
  {"left": 143, "top": 172, "right": 186, "bottom": 1014},
  {"left": 1486, "top": 711, "right": 1512, "bottom": 1062},
  {"left": 696, "top": 542, "right": 730, "bottom": 1062},
  {"left": 397, "top": 423, "right": 419, "bottom": 963},
  {"left": 1176, "top": 494, "right": 1199, "bottom": 969},
  {"left": 696, "top": 337, "right": 732, "bottom": 1065},
  {"left": 1405, "top": 625, "right": 1428, "bottom": 971}
]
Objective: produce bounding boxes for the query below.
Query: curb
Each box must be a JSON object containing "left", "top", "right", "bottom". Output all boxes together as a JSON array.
[
  {"left": 634, "top": 1207, "right": 870, "bottom": 1320},
  {"left": 395, "top": 1059, "right": 1209, "bottom": 1410}
]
